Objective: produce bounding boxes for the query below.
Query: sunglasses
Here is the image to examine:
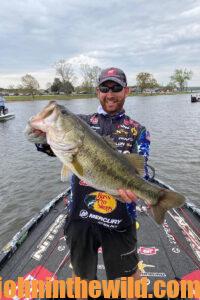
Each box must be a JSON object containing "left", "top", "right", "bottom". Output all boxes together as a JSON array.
[{"left": 99, "top": 85, "right": 124, "bottom": 93}]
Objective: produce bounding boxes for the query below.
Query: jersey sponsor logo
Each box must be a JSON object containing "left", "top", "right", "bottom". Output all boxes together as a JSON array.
[
  {"left": 79, "top": 209, "right": 89, "bottom": 218},
  {"left": 90, "top": 116, "right": 98, "bottom": 124},
  {"left": 138, "top": 246, "right": 159, "bottom": 255},
  {"left": 124, "top": 119, "right": 133, "bottom": 126},
  {"left": 84, "top": 192, "right": 117, "bottom": 214},
  {"left": 88, "top": 213, "right": 122, "bottom": 225},
  {"left": 115, "top": 129, "right": 129, "bottom": 136},
  {"left": 116, "top": 142, "right": 125, "bottom": 147},
  {"left": 124, "top": 119, "right": 139, "bottom": 127},
  {"left": 131, "top": 127, "right": 138, "bottom": 136},
  {"left": 120, "top": 124, "right": 130, "bottom": 130},
  {"left": 118, "top": 137, "right": 134, "bottom": 141}
]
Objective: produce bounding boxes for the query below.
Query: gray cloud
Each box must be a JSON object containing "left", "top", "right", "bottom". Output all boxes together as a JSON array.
[{"left": 0, "top": 0, "right": 200, "bottom": 87}]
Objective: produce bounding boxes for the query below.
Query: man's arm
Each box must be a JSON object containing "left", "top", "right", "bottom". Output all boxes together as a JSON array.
[
  {"left": 117, "top": 189, "right": 138, "bottom": 203},
  {"left": 118, "top": 127, "right": 151, "bottom": 202},
  {"left": 132, "top": 127, "right": 150, "bottom": 179}
]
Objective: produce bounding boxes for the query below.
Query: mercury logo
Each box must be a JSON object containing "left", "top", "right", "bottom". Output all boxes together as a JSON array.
[{"left": 79, "top": 210, "right": 89, "bottom": 218}]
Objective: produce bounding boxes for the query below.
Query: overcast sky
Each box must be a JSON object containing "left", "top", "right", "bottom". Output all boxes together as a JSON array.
[{"left": 0, "top": 0, "right": 200, "bottom": 88}]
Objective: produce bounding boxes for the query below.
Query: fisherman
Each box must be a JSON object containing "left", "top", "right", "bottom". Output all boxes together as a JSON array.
[
  {"left": 26, "top": 67, "right": 150, "bottom": 300},
  {"left": 0, "top": 94, "right": 6, "bottom": 115}
]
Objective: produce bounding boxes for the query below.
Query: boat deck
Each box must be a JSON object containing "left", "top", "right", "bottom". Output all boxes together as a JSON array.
[{"left": 0, "top": 184, "right": 199, "bottom": 299}]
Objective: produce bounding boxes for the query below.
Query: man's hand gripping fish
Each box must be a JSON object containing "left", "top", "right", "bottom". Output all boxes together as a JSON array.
[{"left": 26, "top": 101, "right": 185, "bottom": 224}]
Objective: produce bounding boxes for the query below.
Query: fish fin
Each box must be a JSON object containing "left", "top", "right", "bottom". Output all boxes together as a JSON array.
[
  {"left": 125, "top": 153, "right": 144, "bottom": 177},
  {"left": 61, "top": 164, "right": 71, "bottom": 182},
  {"left": 102, "top": 136, "right": 117, "bottom": 150},
  {"left": 151, "top": 205, "right": 168, "bottom": 225},
  {"left": 72, "top": 157, "right": 84, "bottom": 176},
  {"left": 151, "top": 189, "right": 185, "bottom": 224}
]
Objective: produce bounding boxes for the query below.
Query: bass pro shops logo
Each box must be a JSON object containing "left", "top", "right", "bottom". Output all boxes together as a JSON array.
[{"left": 84, "top": 192, "right": 117, "bottom": 214}]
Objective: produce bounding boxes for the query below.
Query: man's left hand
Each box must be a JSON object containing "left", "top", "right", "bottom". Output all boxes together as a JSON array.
[{"left": 117, "top": 189, "right": 138, "bottom": 203}]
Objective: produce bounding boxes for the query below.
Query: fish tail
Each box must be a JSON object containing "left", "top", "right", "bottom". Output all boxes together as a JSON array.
[{"left": 151, "top": 190, "right": 185, "bottom": 224}]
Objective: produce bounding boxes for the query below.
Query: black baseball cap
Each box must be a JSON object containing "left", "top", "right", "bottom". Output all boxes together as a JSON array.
[{"left": 98, "top": 67, "right": 127, "bottom": 87}]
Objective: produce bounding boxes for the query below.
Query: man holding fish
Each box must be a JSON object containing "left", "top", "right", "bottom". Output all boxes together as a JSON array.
[{"left": 25, "top": 67, "right": 185, "bottom": 299}]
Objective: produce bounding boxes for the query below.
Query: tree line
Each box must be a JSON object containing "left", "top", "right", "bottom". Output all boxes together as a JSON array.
[
  {"left": 0, "top": 60, "right": 193, "bottom": 98},
  {"left": 136, "top": 69, "right": 193, "bottom": 92}
]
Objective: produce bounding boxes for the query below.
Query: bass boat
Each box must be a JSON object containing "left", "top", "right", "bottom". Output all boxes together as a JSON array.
[
  {"left": 191, "top": 95, "right": 200, "bottom": 103},
  {"left": 0, "top": 178, "right": 199, "bottom": 299},
  {"left": 0, "top": 113, "right": 15, "bottom": 122}
]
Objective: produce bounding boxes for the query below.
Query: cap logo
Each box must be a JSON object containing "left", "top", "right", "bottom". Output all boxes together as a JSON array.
[{"left": 107, "top": 69, "right": 117, "bottom": 76}]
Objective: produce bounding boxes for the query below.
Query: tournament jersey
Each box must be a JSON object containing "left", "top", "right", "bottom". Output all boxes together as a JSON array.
[{"left": 68, "top": 109, "right": 150, "bottom": 230}]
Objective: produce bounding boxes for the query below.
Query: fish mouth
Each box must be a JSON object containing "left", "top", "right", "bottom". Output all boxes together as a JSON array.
[
  {"left": 29, "top": 101, "right": 59, "bottom": 131},
  {"left": 33, "top": 101, "right": 57, "bottom": 122},
  {"left": 29, "top": 101, "right": 59, "bottom": 127}
]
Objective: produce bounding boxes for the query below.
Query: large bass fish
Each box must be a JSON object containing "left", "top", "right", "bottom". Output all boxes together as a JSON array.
[{"left": 26, "top": 101, "right": 185, "bottom": 224}]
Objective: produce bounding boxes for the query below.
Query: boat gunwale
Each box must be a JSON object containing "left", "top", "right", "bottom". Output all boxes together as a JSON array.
[{"left": 0, "top": 187, "right": 70, "bottom": 269}]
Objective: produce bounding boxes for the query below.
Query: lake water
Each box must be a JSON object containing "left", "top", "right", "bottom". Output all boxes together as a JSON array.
[{"left": 0, "top": 94, "right": 199, "bottom": 249}]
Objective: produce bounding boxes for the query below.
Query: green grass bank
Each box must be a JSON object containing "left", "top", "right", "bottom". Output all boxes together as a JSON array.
[{"left": 5, "top": 92, "right": 192, "bottom": 102}]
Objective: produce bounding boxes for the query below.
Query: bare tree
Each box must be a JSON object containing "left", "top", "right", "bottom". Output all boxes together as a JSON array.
[
  {"left": 21, "top": 74, "right": 40, "bottom": 99},
  {"left": 54, "top": 59, "right": 75, "bottom": 84}
]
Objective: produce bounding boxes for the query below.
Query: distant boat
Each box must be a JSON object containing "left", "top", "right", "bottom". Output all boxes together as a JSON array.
[
  {"left": 191, "top": 94, "right": 200, "bottom": 103},
  {"left": 0, "top": 112, "right": 15, "bottom": 122}
]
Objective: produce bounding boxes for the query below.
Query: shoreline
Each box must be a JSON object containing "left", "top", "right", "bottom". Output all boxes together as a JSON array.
[{"left": 5, "top": 91, "right": 193, "bottom": 102}]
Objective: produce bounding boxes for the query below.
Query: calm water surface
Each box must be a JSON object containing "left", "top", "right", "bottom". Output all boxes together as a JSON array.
[{"left": 0, "top": 94, "right": 200, "bottom": 248}]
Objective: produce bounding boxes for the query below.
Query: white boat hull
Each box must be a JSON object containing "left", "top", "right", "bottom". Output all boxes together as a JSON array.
[{"left": 0, "top": 113, "right": 15, "bottom": 121}]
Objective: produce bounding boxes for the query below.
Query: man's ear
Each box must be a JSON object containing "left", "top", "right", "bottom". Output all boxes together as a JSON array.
[
  {"left": 96, "top": 87, "right": 100, "bottom": 96},
  {"left": 124, "top": 86, "right": 130, "bottom": 96}
]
